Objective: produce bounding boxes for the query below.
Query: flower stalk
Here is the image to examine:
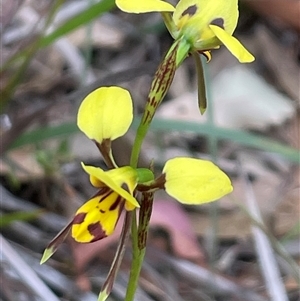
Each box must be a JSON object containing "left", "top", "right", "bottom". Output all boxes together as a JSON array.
[{"left": 125, "top": 192, "right": 154, "bottom": 301}]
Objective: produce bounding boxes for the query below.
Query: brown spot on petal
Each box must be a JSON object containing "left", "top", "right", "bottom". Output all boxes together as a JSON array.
[
  {"left": 73, "top": 212, "right": 86, "bottom": 224},
  {"left": 88, "top": 223, "right": 107, "bottom": 242},
  {"left": 109, "top": 196, "right": 123, "bottom": 211},
  {"left": 100, "top": 209, "right": 105, "bottom": 213},
  {"left": 210, "top": 18, "right": 224, "bottom": 29},
  {"left": 182, "top": 5, "right": 197, "bottom": 17},
  {"left": 97, "top": 188, "right": 112, "bottom": 201}
]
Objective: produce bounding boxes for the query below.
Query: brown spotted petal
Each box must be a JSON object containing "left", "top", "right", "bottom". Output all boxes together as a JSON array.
[{"left": 72, "top": 189, "right": 124, "bottom": 243}]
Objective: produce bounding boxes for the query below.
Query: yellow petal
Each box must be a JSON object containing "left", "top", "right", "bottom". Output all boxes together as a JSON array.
[
  {"left": 209, "top": 25, "right": 255, "bottom": 63},
  {"left": 81, "top": 163, "right": 140, "bottom": 208},
  {"left": 163, "top": 157, "right": 233, "bottom": 204},
  {"left": 173, "top": 0, "right": 238, "bottom": 35},
  {"left": 173, "top": 0, "right": 201, "bottom": 29},
  {"left": 116, "top": 0, "right": 174, "bottom": 13},
  {"left": 72, "top": 191, "right": 123, "bottom": 242},
  {"left": 77, "top": 86, "right": 133, "bottom": 143}
]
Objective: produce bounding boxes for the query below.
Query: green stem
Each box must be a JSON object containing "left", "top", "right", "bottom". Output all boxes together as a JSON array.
[
  {"left": 125, "top": 193, "right": 154, "bottom": 301},
  {"left": 124, "top": 211, "right": 144, "bottom": 301},
  {"left": 129, "top": 121, "right": 148, "bottom": 168},
  {"left": 127, "top": 38, "right": 190, "bottom": 300}
]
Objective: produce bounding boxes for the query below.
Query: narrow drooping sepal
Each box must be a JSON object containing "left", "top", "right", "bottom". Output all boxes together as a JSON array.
[
  {"left": 40, "top": 220, "right": 72, "bottom": 264},
  {"left": 192, "top": 51, "right": 207, "bottom": 115},
  {"left": 163, "top": 157, "right": 233, "bottom": 204},
  {"left": 98, "top": 212, "right": 132, "bottom": 301},
  {"left": 40, "top": 247, "right": 55, "bottom": 265},
  {"left": 98, "top": 290, "right": 109, "bottom": 301}
]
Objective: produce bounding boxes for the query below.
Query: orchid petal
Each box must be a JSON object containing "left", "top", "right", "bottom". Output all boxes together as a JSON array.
[
  {"left": 77, "top": 86, "right": 133, "bottom": 143},
  {"left": 116, "top": 0, "right": 175, "bottom": 13},
  {"left": 72, "top": 192, "right": 123, "bottom": 242},
  {"left": 209, "top": 25, "right": 255, "bottom": 63},
  {"left": 81, "top": 163, "right": 140, "bottom": 208},
  {"left": 163, "top": 157, "right": 233, "bottom": 204}
]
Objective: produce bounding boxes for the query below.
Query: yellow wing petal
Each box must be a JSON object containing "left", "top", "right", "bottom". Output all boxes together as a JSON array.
[
  {"left": 209, "top": 25, "right": 255, "bottom": 63},
  {"left": 116, "top": 0, "right": 175, "bottom": 13},
  {"left": 77, "top": 86, "right": 133, "bottom": 143},
  {"left": 163, "top": 157, "right": 233, "bottom": 204},
  {"left": 72, "top": 191, "right": 123, "bottom": 242}
]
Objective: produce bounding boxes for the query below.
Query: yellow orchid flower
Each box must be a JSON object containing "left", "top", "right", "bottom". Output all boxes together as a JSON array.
[
  {"left": 73, "top": 157, "right": 232, "bottom": 243},
  {"left": 77, "top": 86, "right": 133, "bottom": 144},
  {"left": 72, "top": 164, "right": 140, "bottom": 243},
  {"left": 160, "top": 157, "right": 233, "bottom": 204},
  {"left": 40, "top": 164, "right": 144, "bottom": 263},
  {"left": 116, "top": 0, "right": 254, "bottom": 63}
]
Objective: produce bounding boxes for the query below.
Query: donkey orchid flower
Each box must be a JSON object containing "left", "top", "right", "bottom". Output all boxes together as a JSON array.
[
  {"left": 116, "top": 0, "right": 254, "bottom": 63},
  {"left": 72, "top": 164, "right": 139, "bottom": 242}
]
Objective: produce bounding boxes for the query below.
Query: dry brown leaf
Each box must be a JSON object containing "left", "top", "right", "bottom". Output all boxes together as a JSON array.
[{"left": 150, "top": 199, "right": 205, "bottom": 263}]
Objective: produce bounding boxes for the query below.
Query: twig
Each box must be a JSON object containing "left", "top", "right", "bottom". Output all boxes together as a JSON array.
[
  {"left": 169, "top": 257, "right": 267, "bottom": 301},
  {"left": 0, "top": 234, "right": 60, "bottom": 301},
  {"left": 238, "top": 155, "right": 289, "bottom": 301},
  {"left": 0, "top": 185, "right": 66, "bottom": 232},
  {"left": 12, "top": 242, "right": 98, "bottom": 301}
]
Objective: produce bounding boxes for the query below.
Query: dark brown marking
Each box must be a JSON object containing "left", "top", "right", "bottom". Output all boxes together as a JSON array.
[
  {"left": 73, "top": 212, "right": 86, "bottom": 224},
  {"left": 143, "top": 109, "right": 152, "bottom": 124},
  {"left": 88, "top": 222, "right": 106, "bottom": 242},
  {"left": 92, "top": 186, "right": 110, "bottom": 199},
  {"left": 149, "top": 96, "right": 155, "bottom": 106},
  {"left": 121, "top": 183, "right": 130, "bottom": 193},
  {"left": 138, "top": 229, "right": 147, "bottom": 250},
  {"left": 143, "top": 42, "right": 178, "bottom": 125},
  {"left": 100, "top": 209, "right": 105, "bottom": 213},
  {"left": 98, "top": 189, "right": 113, "bottom": 203},
  {"left": 210, "top": 18, "right": 224, "bottom": 29},
  {"left": 109, "top": 196, "right": 122, "bottom": 211},
  {"left": 182, "top": 5, "right": 197, "bottom": 17}
]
